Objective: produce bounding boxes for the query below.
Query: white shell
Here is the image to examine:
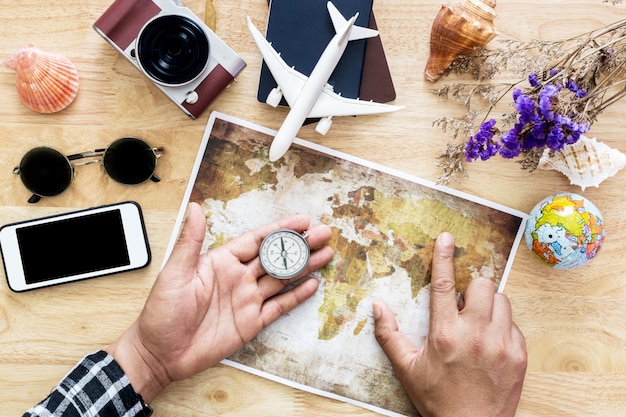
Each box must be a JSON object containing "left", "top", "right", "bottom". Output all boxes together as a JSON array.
[{"left": 538, "top": 135, "right": 626, "bottom": 191}]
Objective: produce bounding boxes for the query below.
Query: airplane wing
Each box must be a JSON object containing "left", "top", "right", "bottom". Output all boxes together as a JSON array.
[
  {"left": 307, "top": 86, "right": 403, "bottom": 118},
  {"left": 247, "top": 16, "right": 403, "bottom": 118},
  {"left": 247, "top": 16, "right": 307, "bottom": 108}
]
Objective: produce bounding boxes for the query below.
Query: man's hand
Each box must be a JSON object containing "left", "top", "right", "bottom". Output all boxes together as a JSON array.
[
  {"left": 373, "top": 232, "right": 527, "bottom": 417},
  {"left": 107, "top": 202, "right": 334, "bottom": 402}
]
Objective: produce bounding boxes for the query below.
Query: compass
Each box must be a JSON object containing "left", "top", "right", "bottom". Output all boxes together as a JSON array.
[{"left": 259, "top": 229, "right": 310, "bottom": 279}]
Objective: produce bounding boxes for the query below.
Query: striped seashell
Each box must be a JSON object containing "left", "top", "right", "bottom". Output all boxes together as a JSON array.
[
  {"left": 538, "top": 135, "right": 626, "bottom": 191},
  {"left": 424, "top": 0, "right": 497, "bottom": 83},
  {"left": 3, "top": 44, "right": 79, "bottom": 113}
]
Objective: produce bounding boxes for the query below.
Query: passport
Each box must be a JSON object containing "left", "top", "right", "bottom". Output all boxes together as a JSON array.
[{"left": 257, "top": 0, "right": 395, "bottom": 107}]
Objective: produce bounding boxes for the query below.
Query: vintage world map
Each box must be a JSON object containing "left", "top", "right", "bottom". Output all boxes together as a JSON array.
[{"left": 180, "top": 113, "right": 526, "bottom": 416}]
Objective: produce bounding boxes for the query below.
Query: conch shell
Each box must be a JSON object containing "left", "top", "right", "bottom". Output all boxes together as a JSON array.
[
  {"left": 538, "top": 135, "right": 626, "bottom": 191},
  {"left": 424, "top": 0, "right": 497, "bottom": 83},
  {"left": 3, "top": 44, "right": 79, "bottom": 113}
]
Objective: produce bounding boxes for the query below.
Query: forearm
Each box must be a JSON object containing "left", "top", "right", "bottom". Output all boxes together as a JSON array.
[
  {"left": 23, "top": 351, "right": 148, "bottom": 417},
  {"left": 105, "top": 320, "right": 171, "bottom": 404}
]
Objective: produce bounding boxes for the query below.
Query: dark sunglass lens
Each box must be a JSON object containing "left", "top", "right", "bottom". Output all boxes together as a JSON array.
[
  {"left": 19, "top": 148, "right": 73, "bottom": 197},
  {"left": 103, "top": 138, "right": 156, "bottom": 185}
]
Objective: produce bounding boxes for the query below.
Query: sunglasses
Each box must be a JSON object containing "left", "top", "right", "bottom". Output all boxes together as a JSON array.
[{"left": 13, "top": 137, "right": 164, "bottom": 203}]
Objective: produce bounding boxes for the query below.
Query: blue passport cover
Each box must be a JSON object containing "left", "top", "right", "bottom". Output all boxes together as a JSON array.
[{"left": 257, "top": 0, "right": 374, "bottom": 105}]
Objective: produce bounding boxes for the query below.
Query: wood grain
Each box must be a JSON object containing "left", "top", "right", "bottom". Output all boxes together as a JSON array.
[{"left": 1, "top": 0, "right": 626, "bottom": 415}]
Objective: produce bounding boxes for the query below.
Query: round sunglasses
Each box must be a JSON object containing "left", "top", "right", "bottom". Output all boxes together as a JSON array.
[{"left": 13, "top": 137, "right": 164, "bottom": 203}]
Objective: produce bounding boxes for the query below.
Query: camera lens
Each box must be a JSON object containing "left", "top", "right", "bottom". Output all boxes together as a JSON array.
[{"left": 137, "top": 15, "right": 210, "bottom": 86}]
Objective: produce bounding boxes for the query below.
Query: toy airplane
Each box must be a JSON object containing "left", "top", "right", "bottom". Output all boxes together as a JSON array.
[{"left": 247, "top": 1, "right": 404, "bottom": 162}]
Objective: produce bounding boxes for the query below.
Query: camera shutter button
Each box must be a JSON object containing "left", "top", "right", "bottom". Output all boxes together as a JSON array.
[{"left": 185, "top": 91, "right": 199, "bottom": 104}]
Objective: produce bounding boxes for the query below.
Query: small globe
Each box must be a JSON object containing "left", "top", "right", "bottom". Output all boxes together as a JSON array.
[{"left": 524, "top": 193, "right": 605, "bottom": 269}]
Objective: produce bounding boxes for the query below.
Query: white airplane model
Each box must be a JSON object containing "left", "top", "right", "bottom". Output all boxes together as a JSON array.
[{"left": 247, "top": 1, "right": 404, "bottom": 162}]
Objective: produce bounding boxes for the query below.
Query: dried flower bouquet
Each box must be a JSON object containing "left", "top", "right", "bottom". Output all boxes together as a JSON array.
[{"left": 434, "top": 13, "right": 626, "bottom": 186}]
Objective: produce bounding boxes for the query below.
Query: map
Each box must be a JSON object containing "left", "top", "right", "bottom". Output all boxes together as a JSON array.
[{"left": 167, "top": 113, "right": 527, "bottom": 416}]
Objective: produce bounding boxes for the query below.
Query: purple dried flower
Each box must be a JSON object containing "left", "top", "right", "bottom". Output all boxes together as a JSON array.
[
  {"left": 538, "top": 84, "right": 561, "bottom": 121},
  {"left": 528, "top": 73, "right": 541, "bottom": 87},
  {"left": 565, "top": 79, "right": 579, "bottom": 92},
  {"left": 498, "top": 127, "right": 522, "bottom": 158},
  {"left": 547, "top": 125, "right": 565, "bottom": 150},
  {"left": 490, "top": 80, "right": 592, "bottom": 159},
  {"left": 464, "top": 119, "right": 500, "bottom": 161},
  {"left": 528, "top": 122, "right": 548, "bottom": 148},
  {"left": 565, "top": 79, "right": 588, "bottom": 98},
  {"left": 434, "top": 21, "right": 626, "bottom": 185},
  {"left": 514, "top": 90, "right": 536, "bottom": 124}
]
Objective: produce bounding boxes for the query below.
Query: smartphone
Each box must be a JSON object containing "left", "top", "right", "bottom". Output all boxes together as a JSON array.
[{"left": 0, "top": 201, "right": 151, "bottom": 292}]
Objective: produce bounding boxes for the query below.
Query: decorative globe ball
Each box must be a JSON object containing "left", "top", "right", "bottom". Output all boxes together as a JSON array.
[{"left": 524, "top": 193, "right": 605, "bottom": 269}]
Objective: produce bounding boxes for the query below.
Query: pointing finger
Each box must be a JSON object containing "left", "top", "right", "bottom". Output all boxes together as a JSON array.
[{"left": 429, "top": 232, "right": 459, "bottom": 330}]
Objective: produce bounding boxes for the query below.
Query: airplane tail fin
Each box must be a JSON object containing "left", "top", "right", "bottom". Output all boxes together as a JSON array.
[{"left": 327, "top": 1, "right": 379, "bottom": 41}]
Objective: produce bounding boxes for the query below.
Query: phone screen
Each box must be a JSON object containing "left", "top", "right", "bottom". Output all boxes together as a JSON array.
[{"left": 16, "top": 210, "right": 130, "bottom": 284}]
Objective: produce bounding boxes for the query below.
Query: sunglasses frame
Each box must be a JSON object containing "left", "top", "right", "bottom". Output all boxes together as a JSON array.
[{"left": 13, "top": 137, "right": 164, "bottom": 203}]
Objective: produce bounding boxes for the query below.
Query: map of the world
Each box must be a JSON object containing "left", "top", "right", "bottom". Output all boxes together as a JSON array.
[{"left": 169, "top": 113, "right": 527, "bottom": 416}]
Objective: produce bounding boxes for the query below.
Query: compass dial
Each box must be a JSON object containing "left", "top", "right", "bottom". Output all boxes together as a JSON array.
[{"left": 259, "top": 229, "right": 310, "bottom": 279}]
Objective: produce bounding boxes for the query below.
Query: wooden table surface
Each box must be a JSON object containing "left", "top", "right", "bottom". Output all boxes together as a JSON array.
[{"left": 2, "top": 0, "right": 626, "bottom": 415}]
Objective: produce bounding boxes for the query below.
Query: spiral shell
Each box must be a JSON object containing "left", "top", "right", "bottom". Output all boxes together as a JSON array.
[
  {"left": 424, "top": 0, "right": 497, "bottom": 83},
  {"left": 3, "top": 44, "right": 79, "bottom": 113},
  {"left": 538, "top": 135, "right": 626, "bottom": 191}
]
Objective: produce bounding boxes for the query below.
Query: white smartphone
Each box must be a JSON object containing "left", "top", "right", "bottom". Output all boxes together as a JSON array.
[{"left": 0, "top": 201, "right": 151, "bottom": 292}]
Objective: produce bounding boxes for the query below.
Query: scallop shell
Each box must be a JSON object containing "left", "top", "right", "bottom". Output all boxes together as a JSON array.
[
  {"left": 538, "top": 135, "right": 626, "bottom": 191},
  {"left": 424, "top": 0, "right": 497, "bottom": 83},
  {"left": 3, "top": 44, "right": 79, "bottom": 113}
]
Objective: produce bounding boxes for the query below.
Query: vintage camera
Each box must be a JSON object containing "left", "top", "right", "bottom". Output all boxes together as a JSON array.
[{"left": 93, "top": 0, "right": 246, "bottom": 119}]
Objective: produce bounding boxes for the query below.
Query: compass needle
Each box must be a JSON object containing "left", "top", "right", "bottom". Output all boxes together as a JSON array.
[{"left": 259, "top": 229, "right": 310, "bottom": 279}]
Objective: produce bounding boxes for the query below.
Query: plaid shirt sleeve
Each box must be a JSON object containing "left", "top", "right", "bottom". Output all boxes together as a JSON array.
[{"left": 22, "top": 350, "right": 151, "bottom": 417}]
